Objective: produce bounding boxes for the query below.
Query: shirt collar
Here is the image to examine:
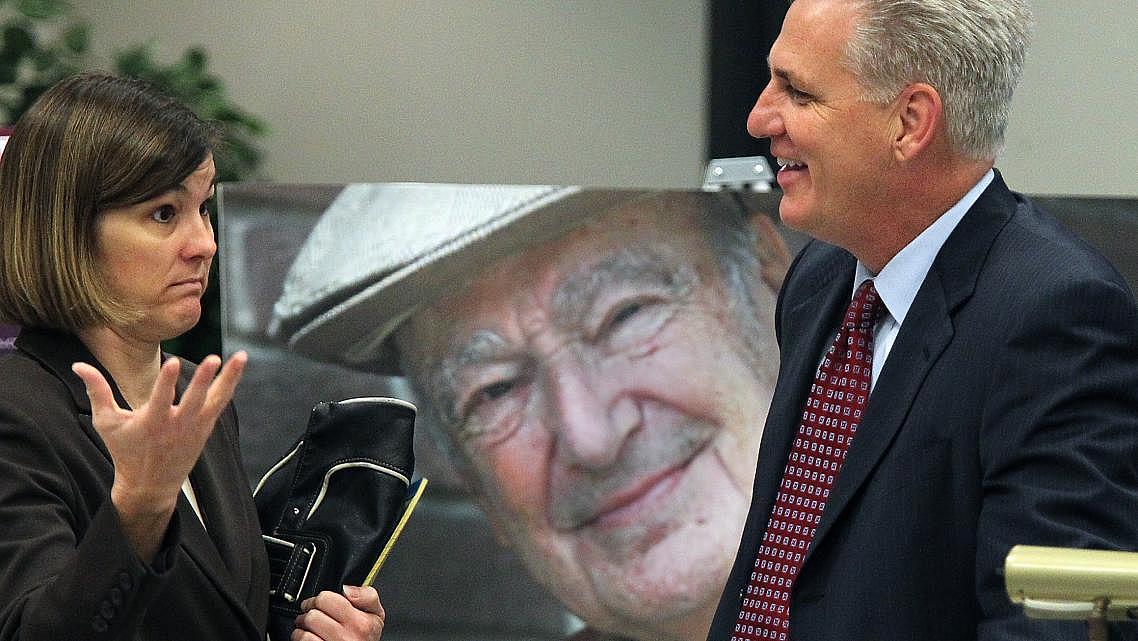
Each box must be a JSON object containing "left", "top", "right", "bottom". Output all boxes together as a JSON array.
[{"left": 854, "top": 169, "right": 994, "bottom": 324}]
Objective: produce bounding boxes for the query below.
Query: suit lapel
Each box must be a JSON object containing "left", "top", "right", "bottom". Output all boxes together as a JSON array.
[
  {"left": 173, "top": 363, "right": 261, "bottom": 637},
  {"left": 750, "top": 246, "right": 856, "bottom": 534},
  {"left": 174, "top": 443, "right": 264, "bottom": 640},
  {"left": 804, "top": 173, "right": 1019, "bottom": 562},
  {"left": 16, "top": 328, "right": 121, "bottom": 462},
  {"left": 183, "top": 417, "right": 251, "bottom": 593}
]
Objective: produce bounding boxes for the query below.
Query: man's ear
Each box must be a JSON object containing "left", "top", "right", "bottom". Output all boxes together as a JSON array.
[
  {"left": 748, "top": 213, "right": 791, "bottom": 293},
  {"left": 892, "top": 82, "right": 942, "bottom": 162}
]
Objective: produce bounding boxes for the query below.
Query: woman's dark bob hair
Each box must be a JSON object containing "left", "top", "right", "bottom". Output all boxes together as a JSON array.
[{"left": 0, "top": 72, "right": 219, "bottom": 332}]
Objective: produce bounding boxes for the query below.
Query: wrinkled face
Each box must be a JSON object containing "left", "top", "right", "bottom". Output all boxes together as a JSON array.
[
  {"left": 746, "top": 0, "right": 897, "bottom": 245},
  {"left": 398, "top": 199, "right": 775, "bottom": 640},
  {"left": 94, "top": 155, "right": 217, "bottom": 343}
]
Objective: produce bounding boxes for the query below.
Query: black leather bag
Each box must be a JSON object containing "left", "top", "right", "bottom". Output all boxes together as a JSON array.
[{"left": 253, "top": 397, "right": 425, "bottom": 641}]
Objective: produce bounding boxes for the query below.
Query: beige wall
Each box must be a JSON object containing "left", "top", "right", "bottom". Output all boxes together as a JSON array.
[
  {"left": 77, "top": 1, "right": 1136, "bottom": 195},
  {"left": 78, "top": 1, "right": 707, "bottom": 187},
  {"left": 1001, "top": 1, "right": 1138, "bottom": 196}
]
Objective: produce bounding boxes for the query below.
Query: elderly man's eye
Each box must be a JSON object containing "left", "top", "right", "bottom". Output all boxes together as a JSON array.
[
  {"left": 456, "top": 377, "right": 519, "bottom": 422},
  {"left": 608, "top": 301, "right": 644, "bottom": 328},
  {"left": 452, "top": 376, "right": 527, "bottom": 447},
  {"left": 477, "top": 379, "right": 516, "bottom": 403},
  {"left": 598, "top": 296, "right": 671, "bottom": 339},
  {"left": 590, "top": 295, "right": 676, "bottom": 357}
]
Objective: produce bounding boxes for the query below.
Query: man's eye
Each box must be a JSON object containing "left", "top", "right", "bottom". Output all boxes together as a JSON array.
[
  {"left": 451, "top": 376, "right": 526, "bottom": 447},
  {"left": 593, "top": 296, "right": 674, "bottom": 356},
  {"left": 597, "top": 297, "right": 659, "bottom": 340},
  {"left": 476, "top": 379, "right": 516, "bottom": 404},
  {"left": 607, "top": 301, "right": 644, "bottom": 329},
  {"left": 456, "top": 377, "right": 518, "bottom": 422},
  {"left": 787, "top": 85, "right": 811, "bottom": 103},
  {"left": 151, "top": 205, "right": 176, "bottom": 223},
  {"left": 199, "top": 200, "right": 212, "bottom": 216}
]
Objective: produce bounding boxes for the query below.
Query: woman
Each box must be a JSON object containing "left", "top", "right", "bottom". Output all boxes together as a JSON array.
[{"left": 0, "top": 73, "right": 384, "bottom": 641}]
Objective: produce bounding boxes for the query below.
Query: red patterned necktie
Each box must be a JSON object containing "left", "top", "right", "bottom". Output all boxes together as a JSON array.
[{"left": 733, "top": 279, "right": 885, "bottom": 641}]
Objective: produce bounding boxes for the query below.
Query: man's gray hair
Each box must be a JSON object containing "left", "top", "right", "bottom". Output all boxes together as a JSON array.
[{"left": 844, "top": 0, "right": 1033, "bottom": 160}]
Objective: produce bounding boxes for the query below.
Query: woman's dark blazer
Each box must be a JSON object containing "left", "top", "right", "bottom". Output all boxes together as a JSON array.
[{"left": 0, "top": 328, "right": 269, "bottom": 640}]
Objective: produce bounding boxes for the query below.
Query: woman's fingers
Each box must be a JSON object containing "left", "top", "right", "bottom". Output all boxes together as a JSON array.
[
  {"left": 204, "top": 351, "right": 247, "bottom": 416},
  {"left": 71, "top": 362, "right": 121, "bottom": 418},
  {"left": 72, "top": 352, "right": 249, "bottom": 504},
  {"left": 343, "top": 585, "right": 383, "bottom": 619},
  {"left": 145, "top": 356, "right": 182, "bottom": 411},
  {"left": 295, "top": 587, "right": 385, "bottom": 640},
  {"left": 167, "top": 351, "right": 246, "bottom": 425},
  {"left": 176, "top": 354, "right": 219, "bottom": 412}
]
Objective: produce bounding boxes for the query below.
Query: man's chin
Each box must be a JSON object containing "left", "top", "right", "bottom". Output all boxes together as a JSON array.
[
  {"left": 580, "top": 536, "right": 728, "bottom": 619},
  {"left": 582, "top": 569, "right": 719, "bottom": 641},
  {"left": 777, "top": 196, "right": 818, "bottom": 234}
]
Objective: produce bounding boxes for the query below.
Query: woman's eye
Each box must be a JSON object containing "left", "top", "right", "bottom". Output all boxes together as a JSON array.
[
  {"left": 151, "top": 205, "right": 176, "bottom": 223},
  {"left": 199, "top": 200, "right": 212, "bottom": 216}
]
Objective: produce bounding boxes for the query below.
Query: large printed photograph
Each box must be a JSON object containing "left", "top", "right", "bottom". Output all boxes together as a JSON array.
[{"left": 219, "top": 183, "right": 798, "bottom": 641}]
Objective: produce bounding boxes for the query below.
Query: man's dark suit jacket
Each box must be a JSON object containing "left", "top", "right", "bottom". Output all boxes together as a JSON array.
[
  {"left": 708, "top": 173, "right": 1138, "bottom": 641},
  {"left": 0, "top": 328, "right": 270, "bottom": 640}
]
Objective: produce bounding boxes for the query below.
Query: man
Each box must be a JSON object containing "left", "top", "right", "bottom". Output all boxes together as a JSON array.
[
  {"left": 707, "top": 2, "right": 1138, "bottom": 641},
  {"left": 269, "top": 184, "right": 787, "bottom": 641}
]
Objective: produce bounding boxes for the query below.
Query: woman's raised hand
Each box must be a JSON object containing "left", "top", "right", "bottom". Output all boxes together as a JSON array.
[{"left": 71, "top": 351, "right": 247, "bottom": 560}]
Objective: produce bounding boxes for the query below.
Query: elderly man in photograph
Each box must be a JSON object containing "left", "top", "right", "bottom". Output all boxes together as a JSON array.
[
  {"left": 271, "top": 186, "right": 789, "bottom": 641},
  {"left": 707, "top": 1, "right": 1138, "bottom": 641}
]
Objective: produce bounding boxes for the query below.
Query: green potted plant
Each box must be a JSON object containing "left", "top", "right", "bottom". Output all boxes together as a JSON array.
[{"left": 0, "top": 0, "right": 89, "bottom": 125}]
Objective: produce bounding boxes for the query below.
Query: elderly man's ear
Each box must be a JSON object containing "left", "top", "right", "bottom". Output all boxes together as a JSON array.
[{"left": 750, "top": 213, "right": 791, "bottom": 293}]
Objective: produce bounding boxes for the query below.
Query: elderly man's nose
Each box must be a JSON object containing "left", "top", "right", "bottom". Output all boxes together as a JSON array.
[
  {"left": 545, "top": 360, "right": 638, "bottom": 469},
  {"left": 746, "top": 82, "right": 783, "bottom": 139}
]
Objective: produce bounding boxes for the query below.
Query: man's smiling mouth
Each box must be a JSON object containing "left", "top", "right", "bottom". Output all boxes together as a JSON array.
[{"left": 776, "top": 157, "right": 808, "bottom": 171}]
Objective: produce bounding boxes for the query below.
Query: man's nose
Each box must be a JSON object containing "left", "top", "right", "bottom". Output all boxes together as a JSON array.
[
  {"left": 544, "top": 355, "right": 639, "bottom": 470},
  {"left": 746, "top": 81, "right": 783, "bottom": 139}
]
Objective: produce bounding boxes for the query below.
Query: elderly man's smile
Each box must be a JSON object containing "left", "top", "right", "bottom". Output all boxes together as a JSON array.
[
  {"left": 548, "top": 412, "right": 718, "bottom": 542},
  {"left": 576, "top": 456, "right": 691, "bottom": 531}
]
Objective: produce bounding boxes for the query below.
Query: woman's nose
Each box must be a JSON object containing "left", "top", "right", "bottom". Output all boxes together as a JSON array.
[{"left": 182, "top": 211, "right": 217, "bottom": 261}]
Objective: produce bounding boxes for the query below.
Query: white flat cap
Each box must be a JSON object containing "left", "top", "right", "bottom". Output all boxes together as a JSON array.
[{"left": 268, "top": 183, "right": 655, "bottom": 373}]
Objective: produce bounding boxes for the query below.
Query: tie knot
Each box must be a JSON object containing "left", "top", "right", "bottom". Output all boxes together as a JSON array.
[{"left": 845, "top": 279, "right": 885, "bottom": 331}]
